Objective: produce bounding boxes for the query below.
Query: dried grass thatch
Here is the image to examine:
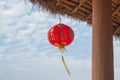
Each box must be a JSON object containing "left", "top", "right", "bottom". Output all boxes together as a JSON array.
[{"left": 30, "top": 0, "right": 120, "bottom": 37}]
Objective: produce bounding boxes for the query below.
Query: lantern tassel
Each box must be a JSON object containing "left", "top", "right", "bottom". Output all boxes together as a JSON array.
[
  {"left": 57, "top": 46, "right": 66, "bottom": 52},
  {"left": 62, "top": 56, "right": 71, "bottom": 76},
  {"left": 55, "top": 43, "right": 66, "bottom": 52}
]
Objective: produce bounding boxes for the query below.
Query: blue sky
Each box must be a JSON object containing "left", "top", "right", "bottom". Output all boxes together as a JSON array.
[{"left": 0, "top": 0, "right": 120, "bottom": 80}]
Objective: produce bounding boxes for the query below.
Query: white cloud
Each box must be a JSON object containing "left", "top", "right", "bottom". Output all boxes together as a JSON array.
[
  {"left": 83, "top": 32, "right": 92, "bottom": 37},
  {"left": 113, "top": 39, "right": 120, "bottom": 80},
  {"left": 0, "top": 50, "right": 91, "bottom": 80},
  {"left": 115, "top": 67, "right": 120, "bottom": 80}
]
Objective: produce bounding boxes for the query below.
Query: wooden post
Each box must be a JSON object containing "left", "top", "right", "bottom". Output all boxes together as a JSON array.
[{"left": 92, "top": 0, "right": 114, "bottom": 80}]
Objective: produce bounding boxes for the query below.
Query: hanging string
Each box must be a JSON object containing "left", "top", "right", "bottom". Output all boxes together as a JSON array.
[
  {"left": 58, "top": 14, "right": 61, "bottom": 23},
  {"left": 27, "top": 5, "right": 34, "bottom": 15},
  {"left": 62, "top": 56, "right": 71, "bottom": 76}
]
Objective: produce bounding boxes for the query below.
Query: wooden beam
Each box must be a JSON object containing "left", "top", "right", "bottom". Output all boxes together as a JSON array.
[
  {"left": 60, "top": 3, "right": 85, "bottom": 16},
  {"left": 114, "top": 15, "right": 120, "bottom": 21},
  {"left": 60, "top": 4, "right": 85, "bottom": 19},
  {"left": 85, "top": 0, "right": 92, "bottom": 5},
  {"left": 112, "top": 22, "right": 118, "bottom": 27},
  {"left": 114, "top": 26, "right": 120, "bottom": 34},
  {"left": 60, "top": 3, "right": 72, "bottom": 10},
  {"left": 92, "top": 0, "right": 114, "bottom": 80},
  {"left": 112, "top": 6, "right": 120, "bottom": 16},
  {"left": 72, "top": 0, "right": 86, "bottom": 13},
  {"left": 63, "top": 0, "right": 76, "bottom": 6},
  {"left": 80, "top": 7, "right": 91, "bottom": 13},
  {"left": 86, "top": 14, "right": 92, "bottom": 21},
  {"left": 73, "top": 0, "right": 80, "bottom": 3},
  {"left": 77, "top": 10, "right": 86, "bottom": 16},
  {"left": 112, "top": 1, "right": 117, "bottom": 8},
  {"left": 83, "top": 3, "right": 92, "bottom": 10}
]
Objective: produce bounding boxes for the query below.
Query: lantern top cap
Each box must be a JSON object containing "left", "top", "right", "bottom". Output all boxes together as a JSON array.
[{"left": 30, "top": 0, "right": 120, "bottom": 38}]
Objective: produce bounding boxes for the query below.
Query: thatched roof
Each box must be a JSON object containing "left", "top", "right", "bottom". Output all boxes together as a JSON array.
[{"left": 30, "top": 0, "right": 120, "bottom": 37}]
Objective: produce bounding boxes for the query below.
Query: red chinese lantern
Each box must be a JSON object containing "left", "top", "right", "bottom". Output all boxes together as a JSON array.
[
  {"left": 48, "top": 23, "right": 74, "bottom": 51},
  {"left": 48, "top": 23, "right": 74, "bottom": 76}
]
